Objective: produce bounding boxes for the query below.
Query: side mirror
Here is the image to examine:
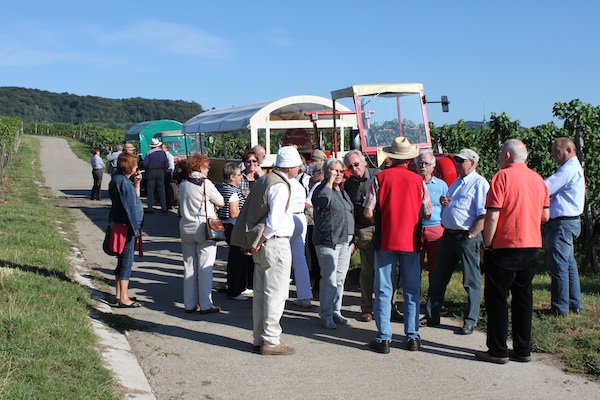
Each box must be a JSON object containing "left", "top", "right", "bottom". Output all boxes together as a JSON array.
[{"left": 441, "top": 96, "right": 450, "bottom": 112}]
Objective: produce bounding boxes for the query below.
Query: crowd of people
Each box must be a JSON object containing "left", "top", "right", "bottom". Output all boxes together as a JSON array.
[{"left": 98, "top": 135, "right": 586, "bottom": 361}]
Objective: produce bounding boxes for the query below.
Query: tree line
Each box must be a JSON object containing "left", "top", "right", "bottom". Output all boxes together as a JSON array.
[
  {"left": 0, "top": 87, "right": 204, "bottom": 129},
  {"left": 430, "top": 100, "right": 600, "bottom": 270},
  {"left": 1, "top": 89, "right": 597, "bottom": 268}
]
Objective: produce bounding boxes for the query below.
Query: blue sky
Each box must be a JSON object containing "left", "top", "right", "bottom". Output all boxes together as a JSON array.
[{"left": 1, "top": 1, "right": 598, "bottom": 128}]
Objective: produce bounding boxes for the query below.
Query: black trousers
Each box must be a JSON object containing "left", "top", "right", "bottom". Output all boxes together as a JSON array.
[
  {"left": 306, "top": 225, "right": 321, "bottom": 292},
  {"left": 91, "top": 168, "right": 103, "bottom": 200},
  {"left": 484, "top": 248, "right": 539, "bottom": 358},
  {"left": 224, "top": 223, "right": 254, "bottom": 297}
]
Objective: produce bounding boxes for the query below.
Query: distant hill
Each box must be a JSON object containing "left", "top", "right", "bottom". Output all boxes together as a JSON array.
[
  {"left": 0, "top": 87, "right": 204, "bottom": 129},
  {"left": 462, "top": 121, "right": 488, "bottom": 130}
]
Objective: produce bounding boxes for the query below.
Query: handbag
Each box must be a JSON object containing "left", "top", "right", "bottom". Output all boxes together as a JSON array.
[
  {"left": 102, "top": 222, "right": 129, "bottom": 256},
  {"left": 203, "top": 179, "right": 226, "bottom": 241}
]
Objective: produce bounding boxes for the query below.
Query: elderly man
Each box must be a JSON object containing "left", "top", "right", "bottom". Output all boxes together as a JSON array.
[
  {"left": 415, "top": 149, "right": 448, "bottom": 283},
  {"left": 475, "top": 139, "right": 549, "bottom": 364},
  {"left": 231, "top": 146, "right": 303, "bottom": 356},
  {"left": 106, "top": 144, "right": 123, "bottom": 176},
  {"left": 143, "top": 138, "right": 168, "bottom": 213},
  {"left": 545, "top": 137, "right": 585, "bottom": 316},
  {"left": 343, "top": 150, "right": 379, "bottom": 322},
  {"left": 364, "top": 137, "right": 432, "bottom": 353},
  {"left": 426, "top": 148, "right": 489, "bottom": 335}
]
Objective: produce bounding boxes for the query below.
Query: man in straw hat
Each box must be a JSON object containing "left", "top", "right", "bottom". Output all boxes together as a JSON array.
[
  {"left": 425, "top": 148, "right": 489, "bottom": 335},
  {"left": 143, "top": 138, "right": 169, "bottom": 213},
  {"left": 363, "top": 137, "right": 432, "bottom": 353},
  {"left": 231, "top": 146, "right": 303, "bottom": 356}
]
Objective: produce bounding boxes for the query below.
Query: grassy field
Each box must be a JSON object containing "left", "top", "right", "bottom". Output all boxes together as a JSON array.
[{"left": 0, "top": 136, "right": 118, "bottom": 399}]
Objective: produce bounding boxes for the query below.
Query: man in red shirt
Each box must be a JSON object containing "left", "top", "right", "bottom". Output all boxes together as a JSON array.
[
  {"left": 363, "top": 137, "right": 432, "bottom": 353},
  {"left": 475, "top": 139, "right": 549, "bottom": 364}
]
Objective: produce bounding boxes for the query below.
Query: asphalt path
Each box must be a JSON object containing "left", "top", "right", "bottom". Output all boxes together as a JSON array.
[{"left": 38, "top": 136, "right": 600, "bottom": 400}]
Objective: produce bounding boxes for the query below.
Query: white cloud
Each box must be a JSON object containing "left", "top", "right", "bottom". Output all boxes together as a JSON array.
[
  {"left": 0, "top": 32, "right": 133, "bottom": 68},
  {"left": 263, "top": 27, "right": 292, "bottom": 47},
  {"left": 86, "top": 19, "right": 234, "bottom": 59}
]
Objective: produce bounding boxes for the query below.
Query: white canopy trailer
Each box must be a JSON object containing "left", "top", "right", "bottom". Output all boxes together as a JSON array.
[{"left": 182, "top": 95, "right": 356, "bottom": 170}]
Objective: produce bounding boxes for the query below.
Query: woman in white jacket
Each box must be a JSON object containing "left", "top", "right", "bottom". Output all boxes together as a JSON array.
[{"left": 178, "top": 154, "right": 224, "bottom": 313}]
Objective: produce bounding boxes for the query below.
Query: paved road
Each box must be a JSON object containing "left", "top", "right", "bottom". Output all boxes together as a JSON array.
[{"left": 38, "top": 136, "right": 600, "bottom": 400}]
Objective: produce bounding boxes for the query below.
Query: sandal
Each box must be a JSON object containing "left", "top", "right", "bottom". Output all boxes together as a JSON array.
[
  {"left": 115, "top": 296, "right": 137, "bottom": 304},
  {"left": 116, "top": 300, "right": 142, "bottom": 308}
]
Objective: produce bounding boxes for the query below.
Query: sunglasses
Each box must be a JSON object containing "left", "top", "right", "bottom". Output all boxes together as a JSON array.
[
  {"left": 346, "top": 162, "right": 361, "bottom": 169},
  {"left": 245, "top": 159, "right": 258, "bottom": 164},
  {"left": 453, "top": 157, "right": 469, "bottom": 164}
]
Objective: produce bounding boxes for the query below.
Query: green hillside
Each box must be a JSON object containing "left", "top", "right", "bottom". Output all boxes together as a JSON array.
[{"left": 0, "top": 87, "right": 204, "bottom": 128}]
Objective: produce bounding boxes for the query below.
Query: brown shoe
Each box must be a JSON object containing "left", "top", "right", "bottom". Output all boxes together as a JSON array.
[
  {"left": 358, "top": 312, "right": 373, "bottom": 322},
  {"left": 198, "top": 306, "right": 221, "bottom": 314},
  {"left": 260, "top": 342, "right": 295, "bottom": 356},
  {"left": 474, "top": 351, "right": 509, "bottom": 364}
]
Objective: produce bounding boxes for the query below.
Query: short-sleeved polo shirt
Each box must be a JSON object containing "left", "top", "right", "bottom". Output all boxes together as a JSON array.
[{"left": 486, "top": 163, "right": 549, "bottom": 248}]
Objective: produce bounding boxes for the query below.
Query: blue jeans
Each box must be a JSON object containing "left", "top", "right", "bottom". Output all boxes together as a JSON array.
[
  {"left": 426, "top": 231, "right": 482, "bottom": 327},
  {"left": 316, "top": 238, "right": 352, "bottom": 323},
  {"left": 373, "top": 250, "right": 421, "bottom": 342},
  {"left": 545, "top": 218, "right": 581, "bottom": 315},
  {"left": 115, "top": 232, "right": 135, "bottom": 280}
]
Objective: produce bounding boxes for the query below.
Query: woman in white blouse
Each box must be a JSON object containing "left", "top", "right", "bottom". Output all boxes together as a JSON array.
[{"left": 178, "top": 154, "right": 224, "bottom": 313}]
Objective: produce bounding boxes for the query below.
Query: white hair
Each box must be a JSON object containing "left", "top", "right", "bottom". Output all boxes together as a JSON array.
[
  {"left": 417, "top": 149, "right": 436, "bottom": 166},
  {"left": 503, "top": 139, "right": 528, "bottom": 163}
]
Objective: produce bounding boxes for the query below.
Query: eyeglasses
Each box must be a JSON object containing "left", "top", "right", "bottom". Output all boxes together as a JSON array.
[
  {"left": 453, "top": 157, "right": 469, "bottom": 164},
  {"left": 346, "top": 162, "right": 361, "bottom": 169},
  {"left": 245, "top": 159, "right": 258, "bottom": 164}
]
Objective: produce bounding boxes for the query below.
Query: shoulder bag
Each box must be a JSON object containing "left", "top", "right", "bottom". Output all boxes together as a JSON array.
[{"left": 203, "top": 180, "right": 226, "bottom": 241}]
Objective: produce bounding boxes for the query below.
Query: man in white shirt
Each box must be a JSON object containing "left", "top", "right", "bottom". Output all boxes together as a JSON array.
[
  {"left": 162, "top": 143, "right": 176, "bottom": 209},
  {"left": 545, "top": 137, "right": 585, "bottom": 316},
  {"left": 231, "top": 146, "right": 303, "bottom": 356}
]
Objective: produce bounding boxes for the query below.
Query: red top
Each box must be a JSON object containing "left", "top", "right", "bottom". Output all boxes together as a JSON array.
[
  {"left": 486, "top": 163, "right": 549, "bottom": 249},
  {"left": 376, "top": 165, "right": 424, "bottom": 252}
]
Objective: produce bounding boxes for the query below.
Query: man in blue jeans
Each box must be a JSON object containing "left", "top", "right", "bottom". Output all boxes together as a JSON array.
[
  {"left": 363, "top": 137, "right": 431, "bottom": 353},
  {"left": 545, "top": 137, "right": 585, "bottom": 316}
]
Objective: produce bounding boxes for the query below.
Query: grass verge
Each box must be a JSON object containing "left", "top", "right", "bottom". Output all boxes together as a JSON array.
[{"left": 0, "top": 136, "right": 118, "bottom": 399}]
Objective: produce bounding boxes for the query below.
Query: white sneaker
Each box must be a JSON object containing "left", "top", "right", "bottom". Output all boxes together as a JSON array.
[
  {"left": 333, "top": 313, "right": 349, "bottom": 325},
  {"left": 293, "top": 298, "right": 312, "bottom": 308},
  {"left": 228, "top": 294, "right": 249, "bottom": 301},
  {"left": 241, "top": 288, "right": 254, "bottom": 296}
]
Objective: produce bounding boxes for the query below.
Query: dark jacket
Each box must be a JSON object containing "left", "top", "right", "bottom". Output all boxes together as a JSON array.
[
  {"left": 343, "top": 167, "right": 379, "bottom": 230},
  {"left": 312, "top": 184, "right": 354, "bottom": 247},
  {"left": 109, "top": 173, "right": 143, "bottom": 236}
]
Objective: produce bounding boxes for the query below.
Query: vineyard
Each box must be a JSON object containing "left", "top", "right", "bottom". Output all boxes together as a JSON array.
[
  {"left": 2, "top": 98, "right": 599, "bottom": 269},
  {"left": 0, "top": 116, "right": 23, "bottom": 177}
]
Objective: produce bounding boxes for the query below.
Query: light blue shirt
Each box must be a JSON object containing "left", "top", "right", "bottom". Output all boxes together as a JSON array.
[
  {"left": 422, "top": 176, "right": 448, "bottom": 227},
  {"left": 91, "top": 154, "right": 104, "bottom": 170},
  {"left": 545, "top": 156, "right": 585, "bottom": 219},
  {"left": 441, "top": 171, "right": 489, "bottom": 231}
]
